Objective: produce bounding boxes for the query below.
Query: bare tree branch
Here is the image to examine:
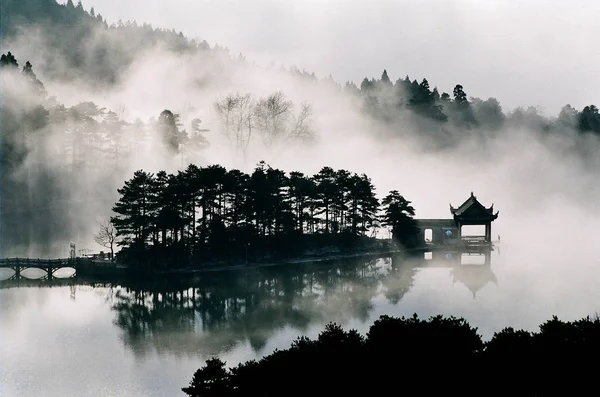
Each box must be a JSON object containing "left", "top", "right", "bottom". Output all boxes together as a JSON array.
[
  {"left": 214, "top": 93, "right": 255, "bottom": 160},
  {"left": 215, "top": 91, "right": 316, "bottom": 155},
  {"left": 94, "top": 220, "right": 116, "bottom": 259}
]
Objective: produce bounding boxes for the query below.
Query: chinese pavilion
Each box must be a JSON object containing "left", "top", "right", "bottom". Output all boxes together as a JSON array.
[{"left": 414, "top": 192, "right": 499, "bottom": 247}]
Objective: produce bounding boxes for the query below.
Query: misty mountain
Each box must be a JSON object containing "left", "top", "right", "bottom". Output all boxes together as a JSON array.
[
  {"left": 351, "top": 71, "right": 600, "bottom": 149},
  {"left": 1, "top": 0, "right": 599, "bottom": 259},
  {"left": 3, "top": 0, "right": 598, "bottom": 142},
  {"left": 1, "top": 0, "right": 237, "bottom": 87},
  {"left": 0, "top": 50, "right": 314, "bottom": 258}
]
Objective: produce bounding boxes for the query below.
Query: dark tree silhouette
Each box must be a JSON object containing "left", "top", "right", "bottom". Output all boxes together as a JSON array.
[
  {"left": 452, "top": 84, "right": 468, "bottom": 104},
  {"left": 451, "top": 84, "right": 478, "bottom": 128},
  {"left": 182, "top": 358, "right": 232, "bottom": 397},
  {"left": 158, "top": 109, "right": 185, "bottom": 153},
  {"left": 579, "top": 105, "right": 600, "bottom": 133},
  {"left": 111, "top": 170, "right": 156, "bottom": 261},
  {"left": 183, "top": 313, "right": 600, "bottom": 396},
  {"left": 18, "top": 60, "right": 47, "bottom": 98},
  {"left": 380, "top": 190, "right": 417, "bottom": 247},
  {"left": 108, "top": 163, "right": 406, "bottom": 267},
  {"left": 0, "top": 52, "right": 18, "bottom": 68}
]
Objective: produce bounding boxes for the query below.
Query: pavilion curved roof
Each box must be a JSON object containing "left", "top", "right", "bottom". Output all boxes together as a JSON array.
[{"left": 450, "top": 192, "right": 499, "bottom": 221}]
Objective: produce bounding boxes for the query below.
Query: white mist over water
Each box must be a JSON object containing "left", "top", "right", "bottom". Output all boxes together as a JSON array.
[{"left": 3, "top": 245, "right": 600, "bottom": 397}]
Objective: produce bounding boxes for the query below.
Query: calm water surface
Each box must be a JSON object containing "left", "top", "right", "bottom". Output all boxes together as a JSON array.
[{"left": 2, "top": 239, "right": 600, "bottom": 397}]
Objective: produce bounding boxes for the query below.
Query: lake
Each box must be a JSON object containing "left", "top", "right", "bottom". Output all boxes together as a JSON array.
[{"left": 2, "top": 240, "right": 600, "bottom": 397}]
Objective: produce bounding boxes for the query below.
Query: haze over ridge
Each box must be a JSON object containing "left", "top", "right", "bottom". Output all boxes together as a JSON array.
[
  {"left": 1, "top": 0, "right": 599, "bottom": 258},
  {"left": 77, "top": 0, "right": 600, "bottom": 116}
]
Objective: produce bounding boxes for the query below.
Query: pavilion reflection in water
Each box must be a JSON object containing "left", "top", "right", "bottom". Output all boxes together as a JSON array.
[
  {"left": 392, "top": 246, "right": 497, "bottom": 299},
  {"left": 1, "top": 246, "right": 499, "bottom": 358}
]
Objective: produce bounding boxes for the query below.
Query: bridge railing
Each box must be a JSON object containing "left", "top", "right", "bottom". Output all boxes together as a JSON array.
[{"left": 0, "top": 257, "right": 79, "bottom": 266}]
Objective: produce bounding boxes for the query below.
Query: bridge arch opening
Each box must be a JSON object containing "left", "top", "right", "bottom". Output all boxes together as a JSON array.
[
  {"left": 20, "top": 268, "right": 47, "bottom": 279},
  {"left": 53, "top": 267, "right": 76, "bottom": 278},
  {"left": 0, "top": 268, "right": 15, "bottom": 281}
]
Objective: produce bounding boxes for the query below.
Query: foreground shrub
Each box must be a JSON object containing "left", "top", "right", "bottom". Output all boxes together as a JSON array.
[{"left": 183, "top": 314, "right": 600, "bottom": 397}]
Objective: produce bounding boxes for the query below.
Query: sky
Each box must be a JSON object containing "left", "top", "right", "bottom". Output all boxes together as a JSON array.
[{"left": 76, "top": 0, "right": 599, "bottom": 116}]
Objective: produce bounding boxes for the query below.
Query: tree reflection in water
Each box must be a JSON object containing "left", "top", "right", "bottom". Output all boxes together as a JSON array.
[{"left": 106, "top": 252, "right": 495, "bottom": 357}]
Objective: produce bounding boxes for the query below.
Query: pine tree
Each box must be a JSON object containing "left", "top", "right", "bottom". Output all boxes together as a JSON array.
[
  {"left": 158, "top": 109, "right": 184, "bottom": 153},
  {"left": 313, "top": 167, "right": 337, "bottom": 233},
  {"left": 22, "top": 61, "right": 46, "bottom": 94},
  {"left": 360, "top": 77, "right": 374, "bottom": 92},
  {"left": 111, "top": 170, "right": 156, "bottom": 256},
  {"left": 453, "top": 84, "right": 468, "bottom": 105},
  {"left": 346, "top": 174, "right": 378, "bottom": 235},
  {"left": 452, "top": 84, "right": 478, "bottom": 128},
  {"left": 381, "top": 191, "right": 418, "bottom": 247},
  {"left": 356, "top": 174, "right": 379, "bottom": 235},
  {"left": 0, "top": 52, "right": 18, "bottom": 68},
  {"left": 287, "top": 171, "right": 313, "bottom": 233},
  {"left": 182, "top": 358, "right": 231, "bottom": 397},
  {"left": 579, "top": 105, "right": 600, "bottom": 133},
  {"left": 380, "top": 69, "right": 392, "bottom": 86}
]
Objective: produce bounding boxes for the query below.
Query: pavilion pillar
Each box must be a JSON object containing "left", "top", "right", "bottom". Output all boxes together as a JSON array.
[{"left": 485, "top": 223, "right": 491, "bottom": 242}]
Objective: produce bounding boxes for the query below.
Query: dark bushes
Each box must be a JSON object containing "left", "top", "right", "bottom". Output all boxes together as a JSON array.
[{"left": 183, "top": 314, "right": 600, "bottom": 396}]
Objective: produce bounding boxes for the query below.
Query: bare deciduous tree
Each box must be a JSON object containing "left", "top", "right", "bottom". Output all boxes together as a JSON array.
[
  {"left": 255, "top": 91, "right": 292, "bottom": 148},
  {"left": 214, "top": 91, "right": 315, "bottom": 158},
  {"left": 255, "top": 92, "right": 315, "bottom": 149},
  {"left": 286, "top": 102, "right": 315, "bottom": 144},
  {"left": 214, "top": 93, "right": 255, "bottom": 160},
  {"left": 94, "top": 220, "right": 116, "bottom": 260}
]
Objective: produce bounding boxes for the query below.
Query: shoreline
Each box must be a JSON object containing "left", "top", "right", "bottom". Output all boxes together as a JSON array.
[
  {"left": 114, "top": 248, "right": 405, "bottom": 278},
  {"left": 126, "top": 242, "right": 493, "bottom": 277},
  {"left": 149, "top": 249, "right": 405, "bottom": 276},
  {"left": 1, "top": 242, "right": 493, "bottom": 281},
  {"left": 0, "top": 249, "right": 403, "bottom": 288}
]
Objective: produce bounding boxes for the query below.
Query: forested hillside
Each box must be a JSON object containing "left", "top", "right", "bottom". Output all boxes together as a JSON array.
[
  {"left": 1, "top": 0, "right": 598, "bottom": 258},
  {"left": 1, "top": 0, "right": 236, "bottom": 86},
  {"left": 3, "top": 0, "right": 598, "bottom": 141}
]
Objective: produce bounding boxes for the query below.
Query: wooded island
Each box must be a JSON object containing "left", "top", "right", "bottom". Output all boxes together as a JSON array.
[{"left": 109, "top": 163, "right": 419, "bottom": 268}]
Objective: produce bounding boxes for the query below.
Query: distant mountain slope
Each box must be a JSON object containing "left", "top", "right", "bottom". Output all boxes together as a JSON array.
[{"left": 1, "top": 0, "right": 233, "bottom": 86}]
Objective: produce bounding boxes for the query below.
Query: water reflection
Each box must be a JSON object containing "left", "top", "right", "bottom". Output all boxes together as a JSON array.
[
  {"left": 109, "top": 258, "right": 387, "bottom": 357},
  {"left": 0, "top": 249, "right": 496, "bottom": 358},
  {"left": 406, "top": 248, "right": 496, "bottom": 299}
]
